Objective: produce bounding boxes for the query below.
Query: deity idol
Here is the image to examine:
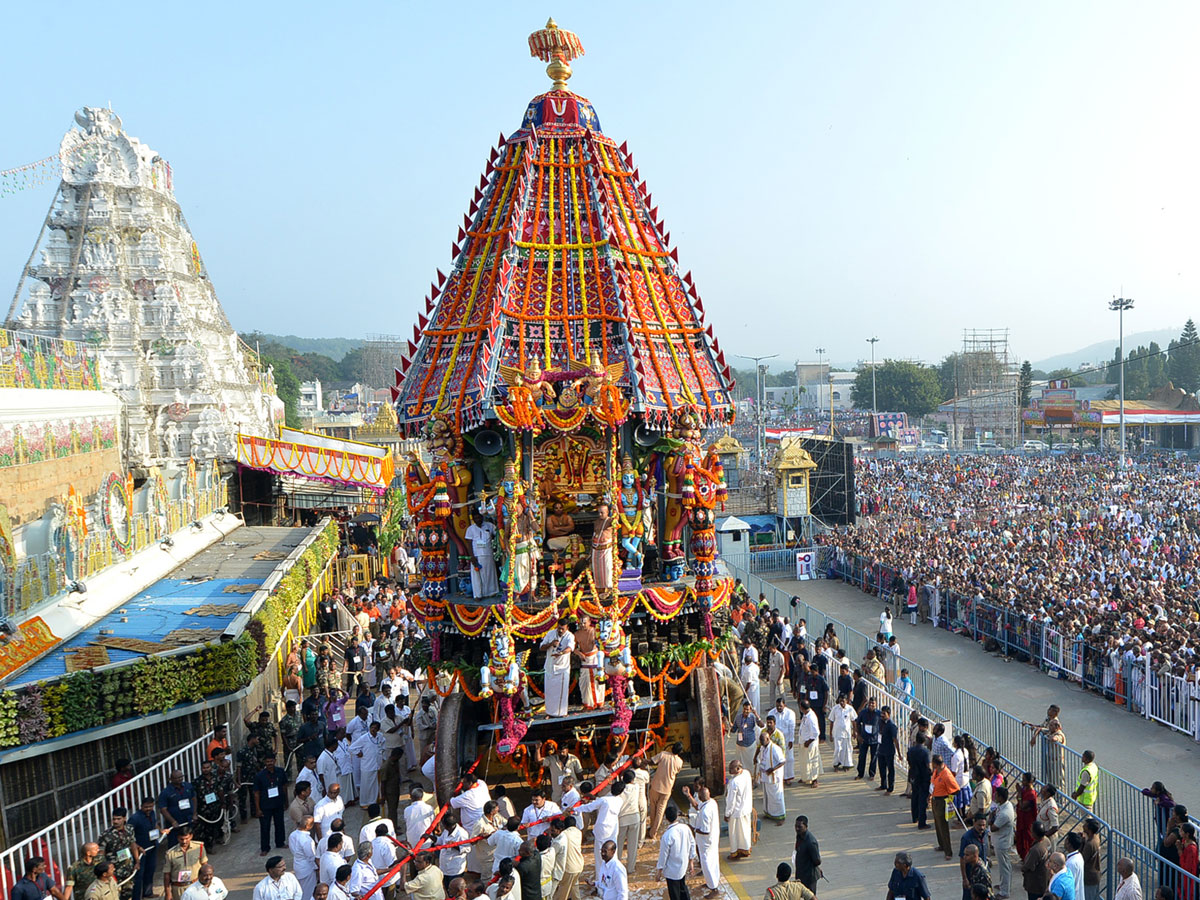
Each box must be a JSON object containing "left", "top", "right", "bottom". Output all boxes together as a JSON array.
[{"left": 617, "top": 456, "right": 648, "bottom": 572}]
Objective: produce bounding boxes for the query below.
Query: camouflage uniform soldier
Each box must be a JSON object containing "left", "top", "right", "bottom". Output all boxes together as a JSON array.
[
  {"left": 246, "top": 710, "right": 278, "bottom": 763},
  {"left": 236, "top": 736, "right": 262, "bottom": 826},
  {"left": 97, "top": 809, "right": 140, "bottom": 899},
  {"left": 213, "top": 749, "right": 239, "bottom": 831},
  {"left": 279, "top": 700, "right": 302, "bottom": 773},
  {"left": 65, "top": 843, "right": 105, "bottom": 900},
  {"left": 190, "top": 761, "right": 224, "bottom": 848}
]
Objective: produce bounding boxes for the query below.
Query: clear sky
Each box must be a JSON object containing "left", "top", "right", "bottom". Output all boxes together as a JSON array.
[{"left": 1, "top": 1, "right": 1197, "bottom": 370}]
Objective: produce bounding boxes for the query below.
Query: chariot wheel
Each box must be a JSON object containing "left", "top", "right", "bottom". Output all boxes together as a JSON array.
[
  {"left": 687, "top": 665, "right": 726, "bottom": 796},
  {"left": 434, "top": 692, "right": 480, "bottom": 805}
]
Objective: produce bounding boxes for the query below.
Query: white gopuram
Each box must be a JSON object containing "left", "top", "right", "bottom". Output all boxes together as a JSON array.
[{"left": 6, "top": 107, "right": 282, "bottom": 468}]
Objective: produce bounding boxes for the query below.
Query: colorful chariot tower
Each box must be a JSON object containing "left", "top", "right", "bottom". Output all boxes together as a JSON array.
[{"left": 394, "top": 20, "right": 737, "bottom": 799}]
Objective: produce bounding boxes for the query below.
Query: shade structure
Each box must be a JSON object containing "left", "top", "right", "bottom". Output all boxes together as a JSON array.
[
  {"left": 236, "top": 428, "right": 395, "bottom": 494},
  {"left": 395, "top": 71, "right": 733, "bottom": 432}
]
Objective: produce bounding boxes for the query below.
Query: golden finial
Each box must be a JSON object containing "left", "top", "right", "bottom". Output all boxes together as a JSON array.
[{"left": 528, "top": 17, "right": 585, "bottom": 91}]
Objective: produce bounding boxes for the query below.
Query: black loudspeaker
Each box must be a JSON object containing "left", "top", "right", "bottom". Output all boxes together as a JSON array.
[
  {"left": 797, "top": 437, "right": 856, "bottom": 527},
  {"left": 632, "top": 422, "right": 660, "bottom": 448},
  {"left": 474, "top": 429, "right": 505, "bottom": 457}
]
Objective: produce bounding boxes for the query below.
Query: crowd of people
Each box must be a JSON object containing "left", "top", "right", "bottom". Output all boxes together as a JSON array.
[{"left": 821, "top": 454, "right": 1200, "bottom": 714}]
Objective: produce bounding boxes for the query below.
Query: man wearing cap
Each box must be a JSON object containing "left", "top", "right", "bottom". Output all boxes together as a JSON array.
[
  {"left": 253, "top": 857, "right": 302, "bottom": 900},
  {"left": 163, "top": 828, "right": 206, "bottom": 900},
  {"left": 254, "top": 754, "right": 291, "bottom": 856}
]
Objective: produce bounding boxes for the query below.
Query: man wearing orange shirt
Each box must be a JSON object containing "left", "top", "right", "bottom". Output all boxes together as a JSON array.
[
  {"left": 206, "top": 725, "right": 230, "bottom": 770},
  {"left": 930, "top": 755, "right": 959, "bottom": 860}
]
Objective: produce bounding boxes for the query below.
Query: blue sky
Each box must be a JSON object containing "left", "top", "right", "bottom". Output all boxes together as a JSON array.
[{"left": 1, "top": 1, "right": 1197, "bottom": 370}]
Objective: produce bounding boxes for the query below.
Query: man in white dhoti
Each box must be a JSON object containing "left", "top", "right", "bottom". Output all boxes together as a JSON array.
[
  {"left": 756, "top": 731, "right": 786, "bottom": 822},
  {"left": 797, "top": 700, "right": 822, "bottom": 788},
  {"left": 467, "top": 512, "right": 500, "bottom": 599},
  {"left": 539, "top": 620, "right": 575, "bottom": 717},
  {"left": 683, "top": 782, "right": 721, "bottom": 898},
  {"left": 740, "top": 659, "right": 761, "bottom": 714},
  {"left": 353, "top": 721, "right": 385, "bottom": 808},
  {"left": 334, "top": 732, "right": 356, "bottom": 805},
  {"left": 544, "top": 502, "right": 576, "bottom": 552},
  {"left": 829, "top": 694, "right": 857, "bottom": 771},
  {"left": 288, "top": 815, "right": 318, "bottom": 900},
  {"left": 772, "top": 697, "right": 797, "bottom": 785},
  {"left": 724, "top": 760, "right": 754, "bottom": 860}
]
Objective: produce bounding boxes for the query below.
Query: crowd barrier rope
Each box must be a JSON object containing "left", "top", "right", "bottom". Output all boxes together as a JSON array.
[{"left": 724, "top": 555, "right": 1200, "bottom": 900}]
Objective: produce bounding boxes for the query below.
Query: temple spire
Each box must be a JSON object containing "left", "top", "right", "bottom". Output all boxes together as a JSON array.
[{"left": 528, "top": 18, "right": 584, "bottom": 90}]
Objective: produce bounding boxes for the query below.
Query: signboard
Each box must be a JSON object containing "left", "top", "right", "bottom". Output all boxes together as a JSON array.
[
  {"left": 795, "top": 550, "right": 815, "bottom": 580},
  {"left": 871, "top": 412, "right": 909, "bottom": 439}
]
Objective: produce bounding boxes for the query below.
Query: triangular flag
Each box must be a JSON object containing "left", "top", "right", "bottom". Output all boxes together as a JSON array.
[
  {"left": 457, "top": 227, "right": 465, "bottom": 243},
  {"left": 670, "top": 247, "right": 679, "bottom": 262},
  {"left": 394, "top": 368, "right": 404, "bottom": 386},
  {"left": 437, "top": 270, "right": 446, "bottom": 286},
  {"left": 418, "top": 313, "right": 429, "bottom": 329},
  {"left": 389, "top": 386, "right": 400, "bottom": 402}
]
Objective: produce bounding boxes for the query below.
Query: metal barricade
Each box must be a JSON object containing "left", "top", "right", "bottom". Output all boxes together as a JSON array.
[
  {"left": 923, "top": 670, "right": 959, "bottom": 724},
  {"left": 0, "top": 723, "right": 224, "bottom": 899},
  {"left": 1109, "top": 827, "right": 1200, "bottom": 900},
  {"left": 957, "top": 690, "right": 999, "bottom": 750}
]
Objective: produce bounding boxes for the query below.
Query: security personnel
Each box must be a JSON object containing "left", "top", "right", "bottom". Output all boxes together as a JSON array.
[{"left": 1071, "top": 749, "right": 1099, "bottom": 812}]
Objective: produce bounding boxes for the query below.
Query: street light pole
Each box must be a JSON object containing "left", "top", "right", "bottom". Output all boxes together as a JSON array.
[
  {"left": 1109, "top": 296, "right": 1134, "bottom": 468},
  {"left": 815, "top": 347, "right": 826, "bottom": 412},
  {"left": 866, "top": 337, "right": 880, "bottom": 415},
  {"left": 737, "top": 353, "right": 779, "bottom": 467}
]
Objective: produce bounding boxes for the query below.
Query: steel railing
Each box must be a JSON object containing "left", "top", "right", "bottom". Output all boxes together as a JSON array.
[
  {"left": 0, "top": 723, "right": 225, "bottom": 899},
  {"left": 725, "top": 556, "right": 1200, "bottom": 899}
]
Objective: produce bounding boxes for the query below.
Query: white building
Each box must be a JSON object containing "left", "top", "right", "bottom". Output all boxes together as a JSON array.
[
  {"left": 797, "top": 370, "right": 856, "bottom": 411},
  {"left": 7, "top": 108, "right": 281, "bottom": 468},
  {"left": 299, "top": 380, "right": 324, "bottom": 416}
]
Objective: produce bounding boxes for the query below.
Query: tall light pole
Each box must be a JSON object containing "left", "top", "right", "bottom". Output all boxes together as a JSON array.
[
  {"left": 866, "top": 337, "right": 880, "bottom": 415},
  {"left": 1109, "top": 296, "right": 1134, "bottom": 468},
  {"left": 737, "top": 353, "right": 778, "bottom": 466},
  {"left": 815, "top": 347, "right": 826, "bottom": 412}
]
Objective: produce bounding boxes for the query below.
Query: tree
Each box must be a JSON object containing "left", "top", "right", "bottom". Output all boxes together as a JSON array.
[
  {"left": 264, "top": 354, "right": 301, "bottom": 427},
  {"left": 1168, "top": 320, "right": 1200, "bottom": 393},
  {"left": 850, "top": 360, "right": 942, "bottom": 418},
  {"left": 936, "top": 354, "right": 961, "bottom": 401},
  {"left": 1018, "top": 360, "right": 1033, "bottom": 409}
]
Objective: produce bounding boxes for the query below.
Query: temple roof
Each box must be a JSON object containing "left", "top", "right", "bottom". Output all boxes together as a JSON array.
[
  {"left": 394, "top": 20, "right": 734, "bottom": 432},
  {"left": 771, "top": 437, "right": 817, "bottom": 472}
]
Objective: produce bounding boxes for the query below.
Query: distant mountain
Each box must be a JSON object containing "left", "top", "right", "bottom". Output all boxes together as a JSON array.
[
  {"left": 1032, "top": 327, "right": 1183, "bottom": 372},
  {"left": 239, "top": 332, "right": 364, "bottom": 362}
]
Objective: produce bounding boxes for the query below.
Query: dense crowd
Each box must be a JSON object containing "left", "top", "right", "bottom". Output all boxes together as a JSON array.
[{"left": 823, "top": 454, "right": 1200, "bottom": 686}]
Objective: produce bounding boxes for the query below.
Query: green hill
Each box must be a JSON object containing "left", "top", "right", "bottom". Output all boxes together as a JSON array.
[{"left": 239, "top": 332, "right": 364, "bottom": 362}]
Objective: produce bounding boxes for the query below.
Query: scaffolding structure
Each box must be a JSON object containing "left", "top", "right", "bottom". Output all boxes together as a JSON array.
[
  {"left": 362, "top": 333, "right": 406, "bottom": 394},
  {"left": 955, "top": 328, "right": 1019, "bottom": 445}
]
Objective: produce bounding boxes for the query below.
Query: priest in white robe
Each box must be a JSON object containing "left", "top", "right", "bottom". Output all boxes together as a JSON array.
[
  {"left": 539, "top": 620, "right": 575, "bottom": 717},
  {"left": 724, "top": 760, "right": 754, "bottom": 860}
]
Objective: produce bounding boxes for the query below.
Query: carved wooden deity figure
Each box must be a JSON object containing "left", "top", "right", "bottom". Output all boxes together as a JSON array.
[{"left": 617, "top": 456, "right": 648, "bottom": 572}]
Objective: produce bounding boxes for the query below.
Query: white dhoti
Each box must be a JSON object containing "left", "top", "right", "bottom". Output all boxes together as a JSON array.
[
  {"left": 697, "top": 835, "right": 719, "bottom": 889},
  {"left": 544, "top": 666, "right": 570, "bottom": 717},
  {"left": 745, "top": 683, "right": 760, "bottom": 713},
  {"left": 338, "top": 770, "right": 356, "bottom": 804},
  {"left": 761, "top": 774, "right": 785, "bottom": 820},
  {"left": 360, "top": 755, "right": 381, "bottom": 807},
  {"left": 833, "top": 733, "right": 854, "bottom": 768},
  {"left": 514, "top": 541, "right": 537, "bottom": 595},
  {"left": 592, "top": 543, "right": 613, "bottom": 591},
  {"left": 784, "top": 745, "right": 795, "bottom": 780},
  {"left": 580, "top": 652, "right": 605, "bottom": 707},
  {"left": 546, "top": 536, "right": 572, "bottom": 551},
  {"left": 727, "top": 816, "right": 752, "bottom": 854},
  {"left": 801, "top": 742, "right": 823, "bottom": 782},
  {"left": 471, "top": 551, "right": 500, "bottom": 598},
  {"left": 297, "top": 869, "right": 317, "bottom": 900}
]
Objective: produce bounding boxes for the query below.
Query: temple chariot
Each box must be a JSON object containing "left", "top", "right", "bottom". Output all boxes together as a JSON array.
[{"left": 393, "top": 20, "right": 739, "bottom": 800}]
